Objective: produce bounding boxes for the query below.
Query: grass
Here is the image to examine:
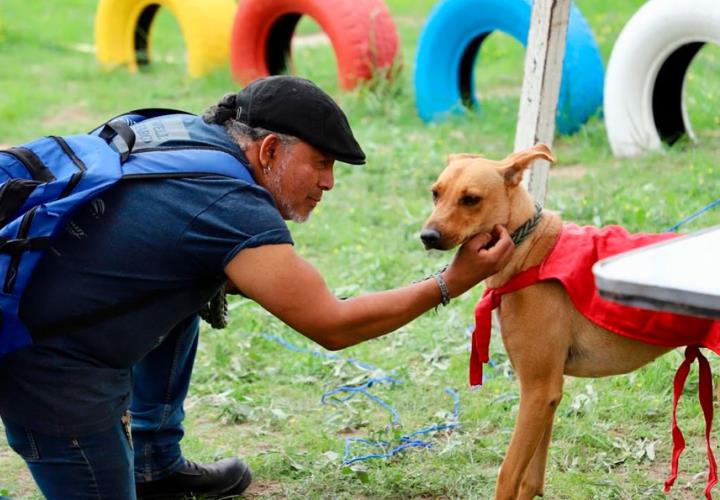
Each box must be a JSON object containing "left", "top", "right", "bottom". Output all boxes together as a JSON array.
[{"left": 0, "top": 0, "right": 719, "bottom": 498}]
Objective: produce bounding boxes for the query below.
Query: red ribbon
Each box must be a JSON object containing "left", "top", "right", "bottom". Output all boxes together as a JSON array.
[
  {"left": 471, "top": 266, "right": 541, "bottom": 386},
  {"left": 470, "top": 290, "right": 499, "bottom": 386},
  {"left": 664, "top": 346, "right": 717, "bottom": 499}
]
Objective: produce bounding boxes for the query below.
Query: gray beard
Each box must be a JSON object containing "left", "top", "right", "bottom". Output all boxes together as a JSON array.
[{"left": 269, "top": 156, "right": 308, "bottom": 223}]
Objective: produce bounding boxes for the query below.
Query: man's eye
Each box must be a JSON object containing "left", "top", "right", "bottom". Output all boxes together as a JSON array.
[{"left": 460, "top": 195, "right": 481, "bottom": 206}]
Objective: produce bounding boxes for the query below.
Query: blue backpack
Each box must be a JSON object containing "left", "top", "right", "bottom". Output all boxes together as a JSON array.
[{"left": 0, "top": 109, "right": 255, "bottom": 357}]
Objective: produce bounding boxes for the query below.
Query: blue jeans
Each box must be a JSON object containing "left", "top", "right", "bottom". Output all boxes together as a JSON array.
[
  {"left": 3, "top": 418, "right": 135, "bottom": 500},
  {"left": 131, "top": 315, "right": 200, "bottom": 483},
  {"left": 3, "top": 315, "right": 200, "bottom": 497}
]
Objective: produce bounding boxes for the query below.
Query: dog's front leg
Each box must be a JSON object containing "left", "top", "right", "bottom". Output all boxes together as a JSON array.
[
  {"left": 495, "top": 374, "right": 564, "bottom": 500},
  {"left": 518, "top": 410, "right": 557, "bottom": 499},
  {"left": 493, "top": 284, "right": 570, "bottom": 499}
]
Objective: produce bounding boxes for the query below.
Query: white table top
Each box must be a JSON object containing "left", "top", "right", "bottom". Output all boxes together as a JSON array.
[{"left": 593, "top": 225, "right": 720, "bottom": 319}]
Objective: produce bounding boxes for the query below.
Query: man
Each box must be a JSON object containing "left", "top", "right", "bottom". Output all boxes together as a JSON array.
[{"left": 0, "top": 76, "right": 514, "bottom": 499}]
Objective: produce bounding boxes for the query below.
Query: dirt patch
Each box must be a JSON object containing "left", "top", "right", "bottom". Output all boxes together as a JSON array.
[
  {"left": 67, "top": 42, "right": 95, "bottom": 55},
  {"left": 337, "top": 426, "right": 368, "bottom": 437},
  {"left": 550, "top": 164, "right": 587, "bottom": 179},
  {"left": 643, "top": 445, "right": 707, "bottom": 500},
  {"left": 42, "top": 103, "right": 91, "bottom": 128},
  {"left": 394, "top": 15, "right": 426, "bottom": 28},
  {"left": 244, "top": 479, "right": 284, "bottom": 498},
  {"left": 292, "top": 33, "right": 330, "bottom": 49}
]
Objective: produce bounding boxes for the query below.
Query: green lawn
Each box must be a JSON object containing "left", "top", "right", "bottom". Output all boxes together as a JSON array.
[{"left": 1, "top": 0, "right": 719, "bottom": 498}]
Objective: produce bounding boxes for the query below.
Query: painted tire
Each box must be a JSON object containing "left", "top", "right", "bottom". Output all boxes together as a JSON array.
[
  {"left": 94, "top": 0, "right": 236, "bottom": 77},
  {"left": 230, "top": 0, "right": 399, "bottom": 90},
  {"left": 413, "top": 0, "right": 604, "bottom": 135},
  {"left": 604, "top": 0, "right": 720, "bottom": 157}
]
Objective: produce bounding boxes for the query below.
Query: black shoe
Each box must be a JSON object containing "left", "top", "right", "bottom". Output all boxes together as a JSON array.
[{"left": 136, "top": 457, "right": 252, "bottom": 499}]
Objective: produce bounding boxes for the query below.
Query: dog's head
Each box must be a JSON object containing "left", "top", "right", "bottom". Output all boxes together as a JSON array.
[{"left": 420, "top": 144, "right": 555, "bottom": 250}]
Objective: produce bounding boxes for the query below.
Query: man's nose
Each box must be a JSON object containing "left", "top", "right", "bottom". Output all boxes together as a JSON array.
[
  {"left": 319, "top": 166, "right": 334, "bottom": 191},
  {"left": 420, "top": 228, "right": 441, "bottom": 249}
]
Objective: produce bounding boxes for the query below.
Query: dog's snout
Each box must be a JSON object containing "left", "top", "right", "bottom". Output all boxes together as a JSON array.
[{"left": 420, "top": 228, "right": 442, "bottom": 249}]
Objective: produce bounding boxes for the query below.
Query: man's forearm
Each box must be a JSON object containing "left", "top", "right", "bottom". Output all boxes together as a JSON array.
[
  {"left": 317, "top": 277, "right": 444, "bottom": 350},
  {"left": 227, "top": 229, "right": 513, "bottom": 352}
]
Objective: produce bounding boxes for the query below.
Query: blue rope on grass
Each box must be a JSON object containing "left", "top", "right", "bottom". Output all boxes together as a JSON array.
[
  {"left": 320, "top": 376, "right": 402, "bottom": 425},
  {"left": 261, "top": 333, "right": 380, "bottom": 372},
  {"left": 261, "top": 333, "right": 461, "bottom": 464},
  {"left": 665, "top": 197, "right": 720, "bottom": 232},
  {"left": 340, "top": 388, "right": 461, "bottom": 465}
]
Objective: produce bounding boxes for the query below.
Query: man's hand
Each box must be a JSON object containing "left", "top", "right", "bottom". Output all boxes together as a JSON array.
[{"left": 441, "top": 225, "right": 515, "bottom": 298}]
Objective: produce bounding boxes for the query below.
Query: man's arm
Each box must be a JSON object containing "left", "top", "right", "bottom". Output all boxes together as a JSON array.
[{"left": 224, "top": 226, "right": 514, "bottom": 350}]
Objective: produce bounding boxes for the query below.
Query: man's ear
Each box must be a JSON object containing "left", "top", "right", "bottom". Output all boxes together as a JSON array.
[
  {"left": 258, "top": 134, "right": 281, "bottom": 168},
  {"left": 500, "top": 143, "right": 556, "bottom": 187},
  {"left": 447, "top": 153, "right": 484, "bottom": 164}
]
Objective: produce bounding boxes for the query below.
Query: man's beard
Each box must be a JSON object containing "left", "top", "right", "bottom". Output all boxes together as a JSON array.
[{"left": 269, "top": 156, "right": 309, "bottom": 223}]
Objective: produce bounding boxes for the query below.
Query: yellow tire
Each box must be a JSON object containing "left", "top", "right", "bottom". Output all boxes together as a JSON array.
[{"left": 94, "top": 0, "right": 236, "bottom": 77}]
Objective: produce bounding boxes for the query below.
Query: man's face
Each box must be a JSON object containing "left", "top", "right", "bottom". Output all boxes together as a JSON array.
[{"left": 265, "top": 140, "right": 335, "bottom": 223}]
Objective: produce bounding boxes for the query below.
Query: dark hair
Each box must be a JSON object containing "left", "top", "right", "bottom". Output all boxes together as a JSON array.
[{"left": 202, "top": 92, "right": 239, "bottom": 125}]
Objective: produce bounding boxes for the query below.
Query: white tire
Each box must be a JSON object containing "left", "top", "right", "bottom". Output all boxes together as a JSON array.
[{"left": 604, "top": 0, "right": 720, "bottom": 157}]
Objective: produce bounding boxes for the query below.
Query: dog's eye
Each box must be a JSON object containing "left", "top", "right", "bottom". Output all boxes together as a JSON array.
[
  {"left": 431, "top": 189, "right": 439, "bottom": 204},
  {"left": 460, "top": 195, "right": 481, "bottom": 207}
]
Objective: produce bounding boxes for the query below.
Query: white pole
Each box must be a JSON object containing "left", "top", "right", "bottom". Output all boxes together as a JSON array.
[{"left": 514, "top": 0, "right": 571, "bottom": 204}]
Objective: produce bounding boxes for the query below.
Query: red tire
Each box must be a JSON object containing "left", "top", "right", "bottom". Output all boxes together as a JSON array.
[{"left": 230, "top": 0, "right": 399, "bottom": 90}]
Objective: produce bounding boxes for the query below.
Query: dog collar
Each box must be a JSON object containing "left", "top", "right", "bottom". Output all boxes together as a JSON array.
[{"left": 510, "top": 202, "right": 543, "bottom": 246}]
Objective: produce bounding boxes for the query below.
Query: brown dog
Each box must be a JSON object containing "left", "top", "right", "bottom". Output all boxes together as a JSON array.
[{"left": 420, "top": 144, "right": 718, "bottom": 499}]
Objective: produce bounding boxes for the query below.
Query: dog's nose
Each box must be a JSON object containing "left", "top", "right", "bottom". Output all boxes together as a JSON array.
[{"left": 420, "top": 228, "right": 441, "bottom": 249}]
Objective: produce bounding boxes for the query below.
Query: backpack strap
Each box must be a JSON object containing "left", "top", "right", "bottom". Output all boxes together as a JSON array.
[
  {"left": 92, "top": 110, "right": 255, "bottom": 184},
  {"left": 98, "top": 121, "right": 136, "bottom": 163},
  {"left": 0, "top": 179, "right": 41, "bottom": 227},
  {"left": 88, "top": 108, "right": 193, "bottom": 135},
  {"left": 92, "top": 108, "right": 194, "bottom": 164},
  {"left": 0, "top": 147, "right": 56, "bottom": 182}
]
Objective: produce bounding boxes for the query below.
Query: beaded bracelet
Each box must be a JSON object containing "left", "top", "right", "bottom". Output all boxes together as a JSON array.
[{"left": 432, "top": 271, "right": 451, "bottom": 307}]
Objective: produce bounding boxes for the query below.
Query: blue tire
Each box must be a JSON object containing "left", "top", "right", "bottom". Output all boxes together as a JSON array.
[{"left": 414, "top": 0, "right": 604, "bottom": 135}]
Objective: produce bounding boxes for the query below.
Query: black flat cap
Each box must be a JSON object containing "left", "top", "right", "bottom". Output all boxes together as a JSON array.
[{"left": 234, "top": 76, "right": 366, "bottom": 165}]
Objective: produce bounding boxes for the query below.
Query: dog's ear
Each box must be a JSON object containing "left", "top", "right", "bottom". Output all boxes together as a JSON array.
[
  {"left": 500, "top": 144, "right": 555, "bottom": 186},
  {"left": 447, "top": 153, "right": 485, "bottom": 164}
]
